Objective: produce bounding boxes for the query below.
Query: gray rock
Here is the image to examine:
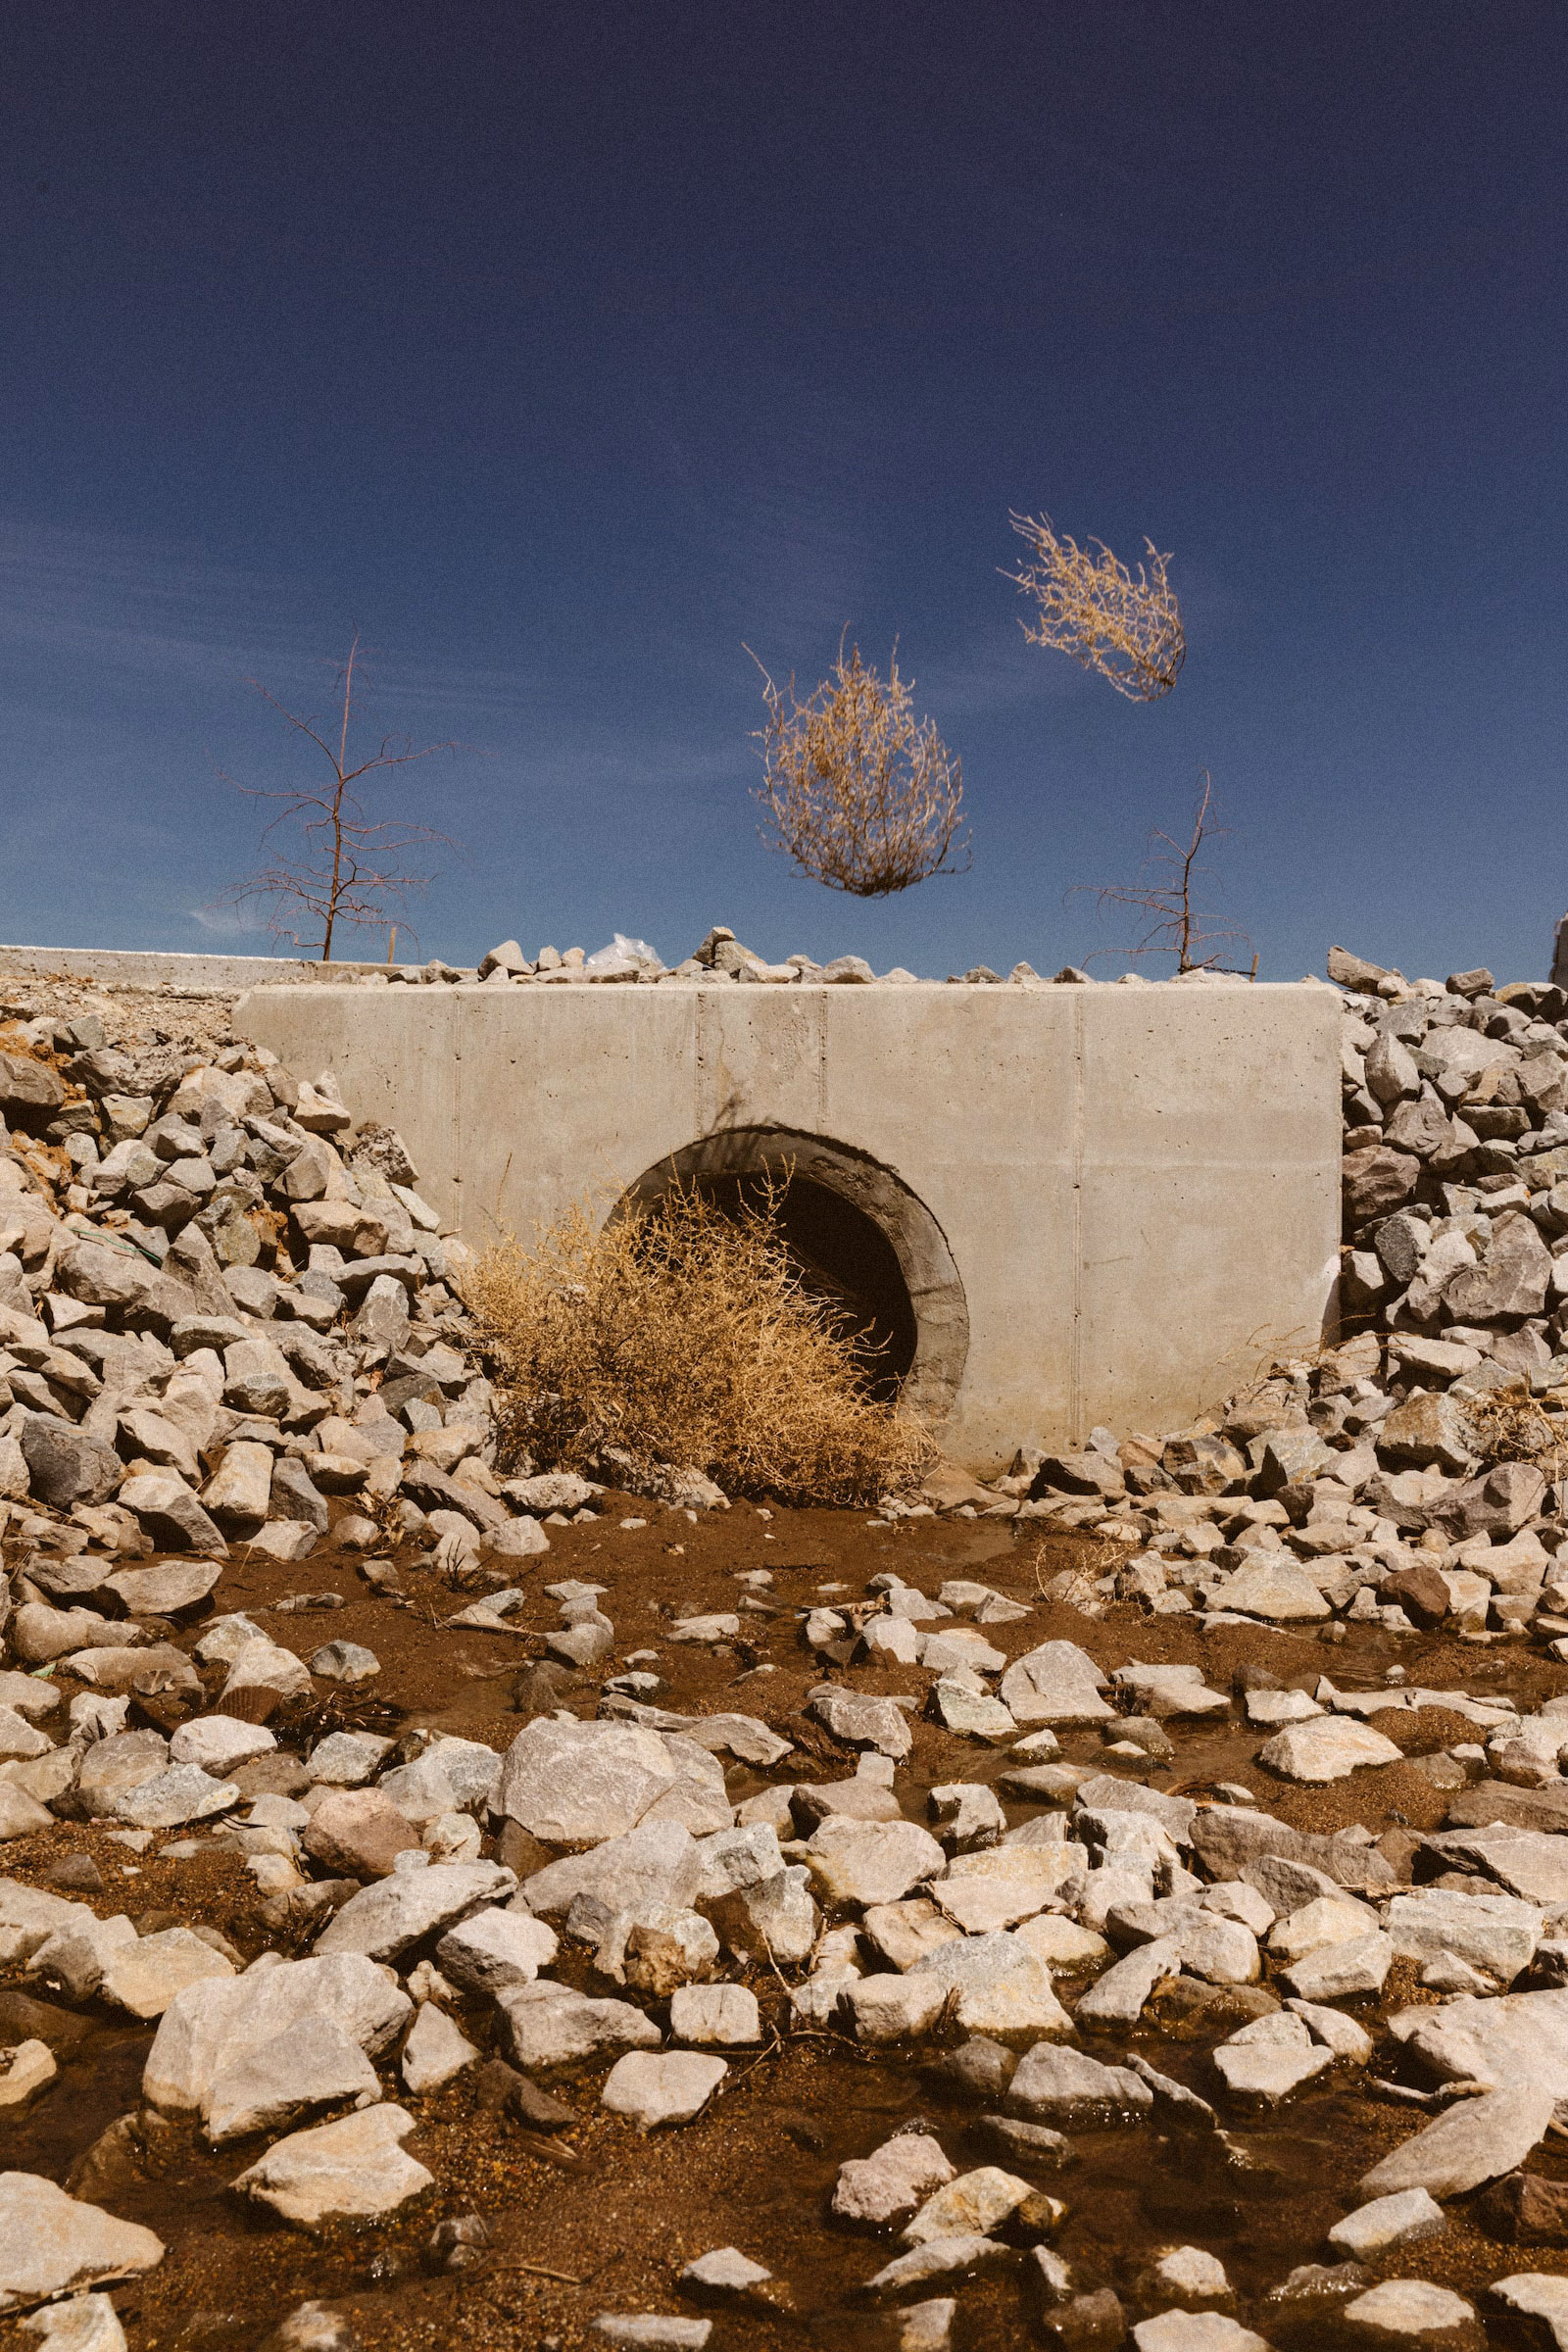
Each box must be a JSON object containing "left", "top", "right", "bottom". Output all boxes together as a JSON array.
[
  {"left": 1340, "top": 2278, "right": 1478, "bottom": 2345},
  {"left": 304, "top": 1732, "right": 392, "bottom": 1787},
  {"left": 202, "top": 1442, "right": 273, "bottom": 1529},
  {"left": 497, "top": 1982, "right": 662, "bottom": 2070},
  {"left": 142, "top": 1953, "right": 413, "bottom": 2121},
  {"left": 1489, "top": 2277, "right": 1568, "bottom": 2348},
  {"left": 522, "top": 1821, "right": 702, "bottom": 1920},
  {"left": 20, "top": 2290, "right": 128, "bottom": 2351},
  {"left": 1132, "top": 2319, "right": 1268, "bottom": 2352},
  {"left": 435, "top": 1907, "right": 557, "bottom": 1993},
  {"left": 1389, "top": 1987, "right": 1568, "bottom": 2114},
  {"left": 18, "top": 1417, "right": 122, "bottom": 1511},
  {"left": 999, "top": 1642, "right": 1113, "bottom": 1727},
  {"left": 1211, "top": 2012, "right": 1333, "bottom": 2104},
  {"left": 1259, "top": 1720, "right": 1403, "bottom": 1783},
  {"left": 908, "top": 1930, "right": 1074, "bottom": 2043},
  {"left": 99, "top": 1928, "right": 235, "bottom": 2020},
  {"left": 493, "top": 1718, "right": 730, "bottom": 1845},
  {"left": 1216, "top": 1559, "right": 1331, "bottom": 1623},
  {"left": 1328, "top": 2188, "right": 1446, "bottom": 2258},
  {"left": 1008, "top": 2042, "right": 1152, "bottom": 2127},
  {"left": 600, "top": 2050, "right": 726, "bottom": 2129},
  {"left": 110, "top": 1766, "right": 238, "bottom": 1832},
  {"left": 833, "top": 2133, "right": 956, "bottom": 2228},
  {"left": 400, "top": 2001, "right": 478, "bottom": 2093},
  {"left": 232, "top": 2104, "right": 432, "bottom": 2230},
  {"left": 805, "top": 1818, "right": 945, "bottom": 1908},
  {"left": 104, "top": 1558, "right": 224, "bottom": 1617},
  {"left": 1421, "top": 1827, "right": 1568, "bottom": 1907},
  {"left": 862, "top": 2234, "right": 1014, "bottom": 2297},
  {"left": 667, "top": 1984, "right": 760, "bottom": 2046},
  {"left": 10, "top": 1604, "right": 125, "bottom": 1665},
  {"left": 117, "top": 1472, "right": 227, "bottom": 1555},
  {"left": 1359, "top": 2085, "right": 1554, "bottom": 2200},
  {"left": 807, "top": 1688, "right": 914, "bottom": 1758},
  {"left": 846, "top": 1975, "right": 949, "bottom": 2042},
  {"left": 309, "top": 1642, "right": 380, "bottom": 1684},
  {"left": 0, "top": 2174, "right": 164, "bottom": 2312},
  {"left": 315, "top": 1861, "right": 514, "bottom": 1961},
  {"left": 893, "top": 2300, "right": 956, "bottom": 2352},
  {"left": 206, "top": 2014, "right": 381, "bottom": 2143},
  {"left": 1279, "top": 1932, "right": 1394, "bottom": 2002},
  {"left": 1385, "top": 1889, "right": 1541, "bottom": 1984},
  {"left": 1446, "top": 1213, "right": 1552, "bottom": 1322},
  {"left": 270, "top": 1456, "right": 329, "bottom": 1533},
  {"left": 679, "top": 2246, "right": 770, "bottom": 2296},
  {"left": 253, "top": 2300, "right": 359, "bottom": 2352},
  {"left": 591, "top": 2322, "right": 710, "bottom": 2349}
]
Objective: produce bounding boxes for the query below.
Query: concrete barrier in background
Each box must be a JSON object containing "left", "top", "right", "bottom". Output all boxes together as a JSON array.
[
  {"left": 0, "top": 943, "right": 416, "bottom": 991},
  {"left": 234, "top": 978, "right": 1342, "bottom": 1471}
]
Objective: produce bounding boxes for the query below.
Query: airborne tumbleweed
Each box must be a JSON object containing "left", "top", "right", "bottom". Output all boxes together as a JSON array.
[
  {"left": 1005, "top": 513, "right": 1185, "bottom": 702},
  {"left": 748, "top": 638, "right": 968, "bottom": 897}
]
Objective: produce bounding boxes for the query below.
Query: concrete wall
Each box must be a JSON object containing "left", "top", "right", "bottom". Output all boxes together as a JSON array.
[{"left": 234, "top": 979, "right": 1343, "bottom": 1471}]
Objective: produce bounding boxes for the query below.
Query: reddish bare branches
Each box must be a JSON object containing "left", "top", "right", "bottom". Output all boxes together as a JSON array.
[
  {"left": 1074, "top": 772, "right": 1253, "bottom": 973},
  {"left": 217, "top": 632, "right": 466, "bottom": 961}
]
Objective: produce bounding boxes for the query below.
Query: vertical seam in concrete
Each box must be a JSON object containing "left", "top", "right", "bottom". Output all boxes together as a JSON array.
[
  {"left": 1070, "top": 990, "right": 1085, "bottom": 1446},
  {"left": 695, "top": 986, "right": 709, "bottom": 1134},
  {"left": 816, "top": 991, "right": 827, "bottom": 1132}
]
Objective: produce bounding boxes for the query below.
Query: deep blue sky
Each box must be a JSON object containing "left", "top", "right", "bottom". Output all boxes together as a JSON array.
[{"left": 1, "top": 4, "right": 1563, "bottom": 980}]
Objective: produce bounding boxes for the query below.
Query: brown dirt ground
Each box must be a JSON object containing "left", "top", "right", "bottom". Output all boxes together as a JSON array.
[{"left": 0, "top": 1502, "right": 1565, "bottom": 2350}]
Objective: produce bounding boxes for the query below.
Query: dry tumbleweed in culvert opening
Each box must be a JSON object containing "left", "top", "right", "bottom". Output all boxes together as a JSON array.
[
  {"left": 1004, "top": 512, "right": 1186, "bottom": 702},
  {"left": 461, "top": 1181, "right": 934, "bottom": 1507},
  {"left": 747, "top": 638, "right": 968, "bottom": 897}
]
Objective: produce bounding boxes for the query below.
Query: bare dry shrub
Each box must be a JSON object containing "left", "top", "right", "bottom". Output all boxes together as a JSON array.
[
  {"left": 1074, "top": 772, "right": 1253, "bottom": 973},
  {"left": 1005, "top": 514, "right": 1185, "bottom": 702},
  {"left": 462, "top": 1183, "right": 934, "bottom": 1507},
  {"left": 1465, "top": 1379, "right": 1568, "bottom": 1477},
  {"left": 749, "top": 639, "right": 968, "bottom": 897},
  {"left": 217, "top": 631, "right": 466, "bottom": 960}
]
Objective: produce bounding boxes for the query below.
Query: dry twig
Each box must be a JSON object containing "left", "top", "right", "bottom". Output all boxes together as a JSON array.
[
  {"left": 1004, "top": 513, "right": 1185, "bottom": 701},
  {"left": 748, "top": 638, "right": 968, "bottom": 897}
]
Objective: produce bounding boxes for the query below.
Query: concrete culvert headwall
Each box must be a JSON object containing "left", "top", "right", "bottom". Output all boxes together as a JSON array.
[{"left": 232, "top": 974, "right": 1343, "bottom": 1471}]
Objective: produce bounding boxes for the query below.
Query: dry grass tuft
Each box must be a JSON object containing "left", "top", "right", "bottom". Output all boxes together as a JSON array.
[
  {"left": 1005, "top": 513, "right": 1185, "bottom": 702},
  {"left": 461, "top": 1182, "right": 934, "bottom": 1507},
  {"left": 748, "top": 638, "right": 968, "bottom": 897}
]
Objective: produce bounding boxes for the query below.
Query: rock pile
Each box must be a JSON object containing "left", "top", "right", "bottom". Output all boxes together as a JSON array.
[{"left": 0, "top": 1001, "right": 596, "bottom": 1582}]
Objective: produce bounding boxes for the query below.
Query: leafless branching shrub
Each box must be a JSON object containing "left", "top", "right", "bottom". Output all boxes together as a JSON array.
[
  {"left": 748, "top": 639, "right": 968, "bottom": 896},
  {"left": 1074, "top": 772, "right": 1253, "bottom": 973},
  {"left": 1005, "top": 513, "right": 1185, "bottom": 701},
  {"left": 1465, "top": 1380, "right": 1568, "bottom": 1477},
  {"left": 462, "top": 1182, "right": 934, "bottom": 1507},
  {"left": 217, "top": 632, "right": 466, "bottom": 960}
]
